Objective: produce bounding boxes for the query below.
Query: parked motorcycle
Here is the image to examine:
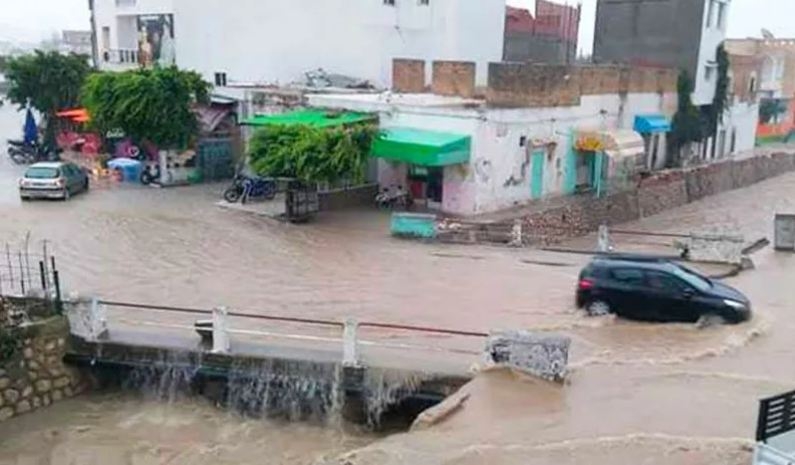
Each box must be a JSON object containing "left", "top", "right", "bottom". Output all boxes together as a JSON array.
[
  {"left": 223, "top": 174, "right": 277, "bottom": 204},
  {"left": 375, "top": 185, "right": 412, "bottom": 210},
  {"left": 7, "top": 140, "right": 59, "bottom": 165},
  {"left": 140, "top": 164, "right": 161, "bottom": 185}
]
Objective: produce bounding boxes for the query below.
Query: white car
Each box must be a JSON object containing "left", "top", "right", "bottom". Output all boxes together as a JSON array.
[{"left": 19, "top": 162, "right": 90, "bottom": 201}]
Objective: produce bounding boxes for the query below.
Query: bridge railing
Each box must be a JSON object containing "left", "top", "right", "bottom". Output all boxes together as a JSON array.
[{"left": 70, "top": 298, "right": 489, "bottom": 368}]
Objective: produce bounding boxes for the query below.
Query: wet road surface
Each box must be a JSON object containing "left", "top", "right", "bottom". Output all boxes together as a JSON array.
[{"left": 2, "top": 104, "right": 795, "bottom": 464}]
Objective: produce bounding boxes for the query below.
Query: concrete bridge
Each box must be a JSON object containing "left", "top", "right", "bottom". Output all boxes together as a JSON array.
[{"left": 3, "top": 294, "right": 569, "bottom": 426}]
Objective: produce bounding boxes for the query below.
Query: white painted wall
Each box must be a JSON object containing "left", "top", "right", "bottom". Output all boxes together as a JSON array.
[
  {"left": 93, "top": 0, "right": 175, "bottom": 70},
  {"left": 721, "top": 101, "right": 759, "bottom": 155},
  {"left": 693, "top": 0, "right": 729, "bottom": 106},
  {"left": 310, "top": 91, "right": 677, "bottom": 216},
  {"left": 172, "top": 0, "right": 505, "bottom": 88}
]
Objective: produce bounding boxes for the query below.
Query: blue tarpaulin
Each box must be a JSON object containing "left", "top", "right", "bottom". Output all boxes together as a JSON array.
[
  {"left": 634, "top": 114, "right": 671, "bottom": 133},
  {"left": 23, "top": 108, "right": 37, "bottom": 145}
]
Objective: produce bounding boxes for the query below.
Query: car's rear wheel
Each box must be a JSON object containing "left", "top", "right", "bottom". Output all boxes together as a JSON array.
[{"left": 586, "top": 299, "right": 611, "bottom": 316}]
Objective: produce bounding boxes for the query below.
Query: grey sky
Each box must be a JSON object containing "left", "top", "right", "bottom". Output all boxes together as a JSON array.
[{"left": 0, "top": 0, "right": 793, "bottom": 49}]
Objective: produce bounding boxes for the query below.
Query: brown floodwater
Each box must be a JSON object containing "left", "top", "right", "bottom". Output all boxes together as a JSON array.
[{"left": 2, "top": 105, "right": 795, "bottom": 464}]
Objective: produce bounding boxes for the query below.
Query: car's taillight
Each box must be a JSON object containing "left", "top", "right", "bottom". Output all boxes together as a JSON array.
[{"left": 578, "top": 279, "right": 594, "bottom": 290}]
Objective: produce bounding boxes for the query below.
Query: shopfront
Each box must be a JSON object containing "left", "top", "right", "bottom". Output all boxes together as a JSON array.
[
  {"left": 570, "top": 129, "right": 645, "bottom": 197},
  {"left": 634, "top": 114, "right": 672, "bottom": 170},
  {"left": 371, "top": 128, "right": 471, "bottom": 210}
]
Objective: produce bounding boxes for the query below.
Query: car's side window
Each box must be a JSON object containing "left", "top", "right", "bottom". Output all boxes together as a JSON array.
[
  {"left": 610, "top": 268, "right": 644, "bottom": 286},
  {"left": 645, "top": 271, "right": 688, "bottom": 293}
]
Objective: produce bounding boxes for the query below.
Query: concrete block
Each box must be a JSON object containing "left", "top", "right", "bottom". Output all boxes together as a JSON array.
[{"left": 485, "top": 331, "right": 570, "bottom": 382}]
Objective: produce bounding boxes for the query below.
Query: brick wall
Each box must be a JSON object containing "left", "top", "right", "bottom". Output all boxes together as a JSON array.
[
  {"left": 487, "top": 62, "right": 582, "bottom": 107},
  {"left": 486, "top": 63, "right": 676, "bottom": 107},
  {"left": 393, "top": 59, "right": 426, "bottom": 94},
  {"left": 431, "top": 61, "right": 476, "bottom": 98}
]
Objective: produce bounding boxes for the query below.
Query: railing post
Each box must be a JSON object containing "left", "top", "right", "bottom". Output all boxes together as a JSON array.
[
  {"left": 343, "top": 318, "right": 360, "bottom": 367},
  {"left": 89, "top": 297, "right": 109, "bottom": 341},
  {"left": 212, "top": 306, "right": 230, "bottom": 354}
]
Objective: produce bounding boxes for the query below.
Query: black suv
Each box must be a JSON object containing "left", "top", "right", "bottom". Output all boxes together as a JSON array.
[{"left": 576, "top": 255, "right": 751, "bottom": 323}]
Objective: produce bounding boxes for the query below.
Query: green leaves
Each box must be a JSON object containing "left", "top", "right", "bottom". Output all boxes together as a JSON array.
[
  {"left": 5, "top": 51, "right": 91, "bottom": 143},
  {"left": 249, "top": 123, "right": 377, "bottom": 184},
  {"left": 81, "top": 66, "right": 210, "bottom": 149}
]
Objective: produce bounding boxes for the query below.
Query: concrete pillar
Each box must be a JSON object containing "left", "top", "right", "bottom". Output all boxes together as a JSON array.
[
  {"left": 212, "top": 306, "right": 230, "bottom": 354},
  {"left": 597, "top": 224, "right": 610, "bottom": 252},
  {"left": 88, "top": 297, "right": 109, "bottom": 341},
  {"left": 342, "top": 318, "right": 360, "bottom": 367}
]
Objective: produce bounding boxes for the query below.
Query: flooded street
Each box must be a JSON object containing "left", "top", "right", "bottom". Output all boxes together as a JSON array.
[{"left": 2, "top": 102, "right": 795, "bottom": 464}]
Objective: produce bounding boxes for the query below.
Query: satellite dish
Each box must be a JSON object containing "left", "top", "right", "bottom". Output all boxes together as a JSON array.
[{"left": 762, "top": 28, "right": 775, "bottom": 40}]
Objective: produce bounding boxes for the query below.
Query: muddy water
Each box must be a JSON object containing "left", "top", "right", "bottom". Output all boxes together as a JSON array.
[
  {"left": 2, "top": 103, "right": 795, "bottom": 464},
  {"left": 0, "top": 393, "right": 373, "bottom": 465}
]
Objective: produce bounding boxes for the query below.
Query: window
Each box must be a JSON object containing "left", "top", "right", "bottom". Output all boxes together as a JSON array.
[
  {"left": 519, "top": 136, "right": 527, "bottom": 147},
  {"left": 611, "top": 268, "right": 645, "bottom": 286},
  {"left": 645, "top": 271, "right": 688, "bottom": 294},
  {"left": 115, "top": 0, "right": 136, "bottom": 6},
  {"left": 706, "top": 0, "right": 716, "bottom": 28},
  {"left": 214, "top": 72, "right": 228, "bottom": 87},
  {"left": 418, "top": 0, "right": 429, "bottom": 4},
  {"left": 705, "top": 65, "right": 715, "bottom": 82},
  {"left": 717, "top": 2, "right": 726, "bottom": 29},
  {"left": 749, "top": 76, "right": 757, "bottom": 94},
  {"left": 669, "top": 265, "right": 712, "bottom": 292},
  {"left": 383, "top": 0, "right": 395, "bottom": 5}
]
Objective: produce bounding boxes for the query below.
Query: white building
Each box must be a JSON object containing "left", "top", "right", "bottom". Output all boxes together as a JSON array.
[
  {"left": 307, "top": 62, "right": 677, "bottom": 216},
  {"left": 90, "top": 0, "right": 506, "bottom": 88}
]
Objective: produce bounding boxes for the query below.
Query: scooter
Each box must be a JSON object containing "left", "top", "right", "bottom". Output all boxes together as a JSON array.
[
  {"left": 223, "top": 174, "right": 277, "bottom": 204},
  {"left": 375, "top": 185, "right": 412, "bottom": 209},
  {"left": 7, "top": 140, "right": 59, "bottom": 164},
  {"left": 140, "top": 164, "right": 161, "bottom": 185}
]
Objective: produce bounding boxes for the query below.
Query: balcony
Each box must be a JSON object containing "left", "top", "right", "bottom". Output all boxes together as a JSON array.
[{"left": 100, "top": 49, "right": 141, "bottom": 70}]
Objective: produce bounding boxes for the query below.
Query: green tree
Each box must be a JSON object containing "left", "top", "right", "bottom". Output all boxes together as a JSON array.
[
  {"left": 669, "top": 70, "right": 704, "bottom": 167},
  {"left": 81, "top": 66, "right": 209, "bottom": 149},
  {"left": 249, "top": 124, "right": 377, "bottom": 184},
  {"left": 5, "top": 51, "right": 92, "bottom": 143}
]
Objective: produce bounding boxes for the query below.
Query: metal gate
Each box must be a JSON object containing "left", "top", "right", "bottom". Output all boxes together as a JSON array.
[{"left": 197, "top": 137, "right": 235, "bottom": 182}]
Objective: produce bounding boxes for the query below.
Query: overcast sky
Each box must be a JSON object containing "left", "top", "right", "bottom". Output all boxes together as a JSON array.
[{"left": 1, "top": 0, "right": 794, "bottom": 51}]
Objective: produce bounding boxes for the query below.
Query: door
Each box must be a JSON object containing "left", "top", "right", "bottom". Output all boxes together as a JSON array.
[
  {"left": 530, "top": 150, "right": 544, "bottom": 200},
  {"left": 643, "top": 270, "right": 694, "bottom": 322},
  {"left": 605, "top": 267, "right": 647, "bottom": 319}
]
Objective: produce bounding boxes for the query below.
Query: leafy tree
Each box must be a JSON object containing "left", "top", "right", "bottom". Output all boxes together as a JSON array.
[
  {"left": 82, "top": 66, "right": 209, "bottom": 149},
  {"left": 5, "top": 51, "right": 92, "bottom": 143},
  {"left": 669, "top": 70, "right": 704, "bottom": 167},
  {"left": 249, "top": 123, "right": 377, "bottom": 184}
]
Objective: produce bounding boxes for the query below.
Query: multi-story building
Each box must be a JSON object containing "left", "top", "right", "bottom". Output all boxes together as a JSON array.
[
  {"left": 89, "top": 0, "right": 506, "bottom": 88},
  {"left": 503, "top": 1, "right": 581, "bottom": 64},
  {"left": 593, "top": 0, "right": 748, "bottom": 160},
  {"left": 726, "top": 38, "right": 795, "bottom": 146},
  {"left": 593, "top": 0, "right": 729, "bottom": 107}
]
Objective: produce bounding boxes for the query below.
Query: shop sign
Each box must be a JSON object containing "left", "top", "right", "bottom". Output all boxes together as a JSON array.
[{"left": 575, "top": 135, "right": 605, "bottom": 152}]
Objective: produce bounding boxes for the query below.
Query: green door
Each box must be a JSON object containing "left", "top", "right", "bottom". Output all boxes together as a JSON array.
[{"left": 531, "top": 150, "right": 545, "bottom": 200}]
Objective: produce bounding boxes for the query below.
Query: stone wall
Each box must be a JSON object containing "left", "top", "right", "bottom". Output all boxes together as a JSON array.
[
  {"left": 0, "top": 314, "right": 85, "bottom": 422},
  {"left": 512, "top": 151, "right": 795, "bottom": 244}
]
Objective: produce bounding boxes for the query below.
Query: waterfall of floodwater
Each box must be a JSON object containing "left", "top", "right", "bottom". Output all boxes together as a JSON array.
[{"left": 113, "top": 348, "right": 431, "bottom": 426}]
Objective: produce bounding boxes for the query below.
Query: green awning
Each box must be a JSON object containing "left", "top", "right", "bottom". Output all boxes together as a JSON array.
[
  {"left": 241, "top": 110, "right": 376, "bottom": 128},
  {"left": 371, "top": 128, "right": 471, "bottom": 166}
]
